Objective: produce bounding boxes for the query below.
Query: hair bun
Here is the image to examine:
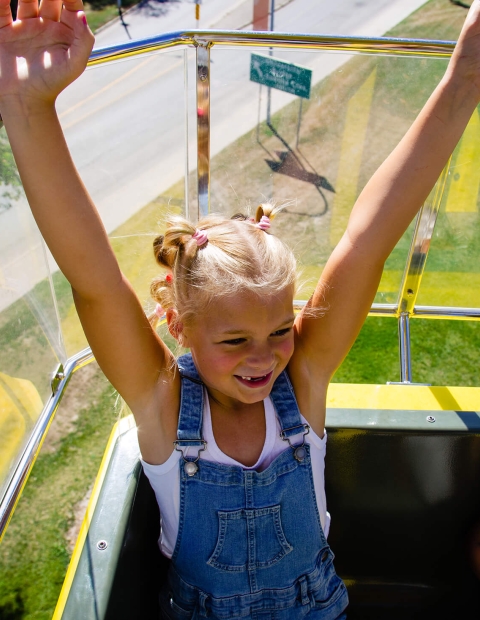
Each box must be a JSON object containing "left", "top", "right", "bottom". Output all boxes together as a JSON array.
[
  {"left": 255, "top": 203, "right": 276, "bottom": 223},
  {"left": 153, "top": 234, "right": 177, "bottom": 269}
]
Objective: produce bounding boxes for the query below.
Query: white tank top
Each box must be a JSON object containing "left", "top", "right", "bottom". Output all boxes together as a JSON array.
[{"left": 142, "top": 392, "right": 330, "bottom": 558}]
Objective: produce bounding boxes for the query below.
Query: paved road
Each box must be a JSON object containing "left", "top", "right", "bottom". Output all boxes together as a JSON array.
[
  {"left": 58, "top": 0, "right": 429, "bottom": 229},
  {"left": 0, "top": 0, "right": 429, "bottom": 311}
]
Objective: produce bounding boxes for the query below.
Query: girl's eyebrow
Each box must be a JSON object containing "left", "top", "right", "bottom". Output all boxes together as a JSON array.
[{"left": 220, "top": 316, "right": 296, "bottom": 336}]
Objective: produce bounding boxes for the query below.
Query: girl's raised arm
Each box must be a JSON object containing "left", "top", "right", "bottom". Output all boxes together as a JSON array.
[
  {"left": 290, "top": 1, "right": 480, "bottom": 419},
  {"left": 0, "top": 0, "right": 180, "bottom": 464}
]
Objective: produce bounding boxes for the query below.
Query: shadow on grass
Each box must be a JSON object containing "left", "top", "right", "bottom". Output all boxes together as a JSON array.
[
  {"left": 0, "top": 591, "right": 25, "bottom": 620},
  {"left": 261, "top": 121, "right": 334, "bottom": 216}
]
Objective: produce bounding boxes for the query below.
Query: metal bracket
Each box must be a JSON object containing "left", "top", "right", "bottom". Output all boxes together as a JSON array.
[
  {"left": 51, "top": 363, "right": 65, "bottom": 395},
  {"left": 387, "top": 381, "right": 431, "bottom": 386}
]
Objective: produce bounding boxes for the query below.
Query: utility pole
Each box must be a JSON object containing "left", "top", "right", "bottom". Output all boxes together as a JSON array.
[
  {"left": 266, "top": 0, "right": 275, "bottom": 125},
  {"left": 195, "top": 0, "right": 201, "bottom": 28}
]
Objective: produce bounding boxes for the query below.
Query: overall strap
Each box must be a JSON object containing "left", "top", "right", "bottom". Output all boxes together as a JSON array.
[
  {"left": 176, "top": 354, "right": 204, "bottom": 445},
  {"left": 270, "top": 370, "right": 308, "bottom": 440}
]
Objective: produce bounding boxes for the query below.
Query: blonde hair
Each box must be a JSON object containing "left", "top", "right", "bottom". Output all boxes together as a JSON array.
[{"left": 149, "top": 204, "right": 297, "bottom": 329}]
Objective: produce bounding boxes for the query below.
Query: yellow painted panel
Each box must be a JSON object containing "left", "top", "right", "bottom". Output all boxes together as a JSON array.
[
  {"left": 417, "top": 271, "right": 480, "bottom": 307},
  {"left": 445, "top": 109, "right": 480, "bottom": 213},
  {"left": 0, "top": 372, "right": 43, "bottom": 423},
  {"left": 0, "top": 384, "right": 26, "bottom": 479},
  {"left": 0, "top": 373, "right": 42, "bottom": 487},
  {"left": 330, "top": 68, "right": 377, "bottom": 246},
  {"left": 287, "top": 265, "right": 480, "bottom": 307},
  {"left": 327, "top": 382, "right": 480, "bottom": 411}
]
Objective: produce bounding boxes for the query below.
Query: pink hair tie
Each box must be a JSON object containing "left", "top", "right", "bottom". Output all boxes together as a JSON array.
[
  {"left": 192, "top": 229, "right": 208, "bottom": 247},
  {"left": 256, "top": 215, "right": 271, "bottom": 231},
  {"left": 155, "top": 304, "right": 165, "bottom": 318}
]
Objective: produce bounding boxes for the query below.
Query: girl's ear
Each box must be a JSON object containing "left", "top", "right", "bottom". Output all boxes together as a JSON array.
[{"left": 166, "top": 308, "right": 184, "bottom": 344}]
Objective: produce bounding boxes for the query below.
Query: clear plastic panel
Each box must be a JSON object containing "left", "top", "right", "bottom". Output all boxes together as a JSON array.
[
  {"left": 208, "top": 46, "right": 449, "bottom": 302},
  {"left": 0, "top": 33, "right": 470, "bottom": 616},
  {"left": 0, "top": 126, "right": 65, "bottom": 504},
  {"left": 0, "top": 46, "right": 189, "bottom": 542},
  {"left": 55, "top": 48, "right": 190, "bottom": 349},
  {"left": 416, "top": 110, "right": 480, "bottom": 309}
]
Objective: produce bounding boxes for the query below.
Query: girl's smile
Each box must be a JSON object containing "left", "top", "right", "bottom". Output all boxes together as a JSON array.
[
  {"left": 235, "top": 371, "right": 273, "bottom": 388},
  {"left": 181, "top": 287, "right": 295, "bottom": 409}
]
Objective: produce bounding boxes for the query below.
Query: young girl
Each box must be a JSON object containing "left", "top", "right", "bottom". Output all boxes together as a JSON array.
[{"left": 1, "top": 0, "right": 480, "bottom": 617}]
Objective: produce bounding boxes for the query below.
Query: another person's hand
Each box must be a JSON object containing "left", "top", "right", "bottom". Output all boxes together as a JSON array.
[{"left": 0, "top": 0, "right": 94, "bottom": 113}]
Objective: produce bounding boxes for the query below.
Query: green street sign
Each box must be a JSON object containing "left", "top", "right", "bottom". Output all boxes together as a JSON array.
[{"left": 250, "top": 53, "right": 312, "bottom": 99}]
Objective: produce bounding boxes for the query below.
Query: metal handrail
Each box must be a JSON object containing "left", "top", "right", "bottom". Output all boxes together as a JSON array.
[{"left": 88, "top": 30, "right": 456, "bottom": 67}]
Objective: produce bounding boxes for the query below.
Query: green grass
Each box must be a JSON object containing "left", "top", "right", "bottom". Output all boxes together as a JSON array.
[
  {"left": 85, "top": 4, "right": 120, "bottom": 33},
  {"left": 0, "top": 0, "right": 479, "bottom": 617},
  {"left": 84, "top": 0, "right": 140, "bottom": 34},
  {"left": 332, "top": 317, "right": 480, "bottom": 386}
]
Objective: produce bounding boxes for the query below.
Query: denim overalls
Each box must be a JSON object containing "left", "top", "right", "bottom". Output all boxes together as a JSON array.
[{"left": 160, "top": 354, "right": 348, "bottom": 619}]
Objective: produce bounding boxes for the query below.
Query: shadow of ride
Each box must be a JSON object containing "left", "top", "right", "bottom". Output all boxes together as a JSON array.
[{"left": 262, "top": 120, "right": 335, "bottom": 216}]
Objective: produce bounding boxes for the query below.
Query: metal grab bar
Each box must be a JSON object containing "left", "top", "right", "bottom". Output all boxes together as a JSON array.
[{"left": 89, "top": 30, "right": 456, "bottom": 67}]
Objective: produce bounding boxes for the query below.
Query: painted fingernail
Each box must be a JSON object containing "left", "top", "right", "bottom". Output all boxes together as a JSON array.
[{"left": 82, "top": 14, "right": 87, "bottom": 25}]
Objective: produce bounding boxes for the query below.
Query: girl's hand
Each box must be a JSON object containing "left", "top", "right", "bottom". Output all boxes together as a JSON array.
[{"left": 0, "top": 0, "right": 94, "bottom": 112}]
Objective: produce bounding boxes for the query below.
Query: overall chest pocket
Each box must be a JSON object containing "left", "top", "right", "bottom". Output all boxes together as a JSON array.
[{"left": 207, "top": 505, "right": 293, "bottom": 572}]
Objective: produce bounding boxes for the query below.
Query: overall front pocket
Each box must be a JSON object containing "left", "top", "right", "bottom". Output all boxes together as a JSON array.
[{"left": 207, "top": 505, "right": 293, "bottom": 572}]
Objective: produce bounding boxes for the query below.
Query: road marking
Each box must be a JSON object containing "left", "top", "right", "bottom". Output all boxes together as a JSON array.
[
  {"left": 61, "top": 58, "right": 184, "bottom": 131},
  {"left": 59, "top": 54, "right": 157, "bottom": 120}
]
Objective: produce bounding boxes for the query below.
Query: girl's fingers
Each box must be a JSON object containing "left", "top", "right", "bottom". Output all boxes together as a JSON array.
[
  {"left": 16, "top": 0, "right": 39, "bottom": 20},
  {"left": 39, "top": 0, "right": 62, "bottom": 22},
  {"left": 62, "top": 0, "right": 86, "bottom": 13},
  {"left": 0, "top": 0, "right": 13, "bottom": 28},
  {"left": 60, "top": 9, "right": 94, "bottom": 69}
]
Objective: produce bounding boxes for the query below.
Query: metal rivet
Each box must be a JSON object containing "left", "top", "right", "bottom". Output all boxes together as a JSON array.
[
  {"left": 294, "top": 446, "right": 306, "bottom": 462},
  {"left": 199, "top": 69, "right": 208, "bottom": 81},
  {"left": 426, "top": 416, "right": 436, "bottom": 423},
  {"left": 97, "top": 540, "right": 108, "bottom": 550},
  {"left": 185, "top": 461, "right": 198, "bottom": 476},
  {"left": 407, "top": 288, "right": 414, "bottom": 297}
]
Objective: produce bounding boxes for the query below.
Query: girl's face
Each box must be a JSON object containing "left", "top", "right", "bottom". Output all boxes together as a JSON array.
[{"left": 181, "top": 287, "right": 295, "bottom": 409}]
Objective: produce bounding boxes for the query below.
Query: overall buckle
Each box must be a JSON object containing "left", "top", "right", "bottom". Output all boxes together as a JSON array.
[
  {"left": 174, "top": 440, "right": 207, "bottom": 476},
  {"left": 280, "top": 424, "right": 310, "bottom": 462}
]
